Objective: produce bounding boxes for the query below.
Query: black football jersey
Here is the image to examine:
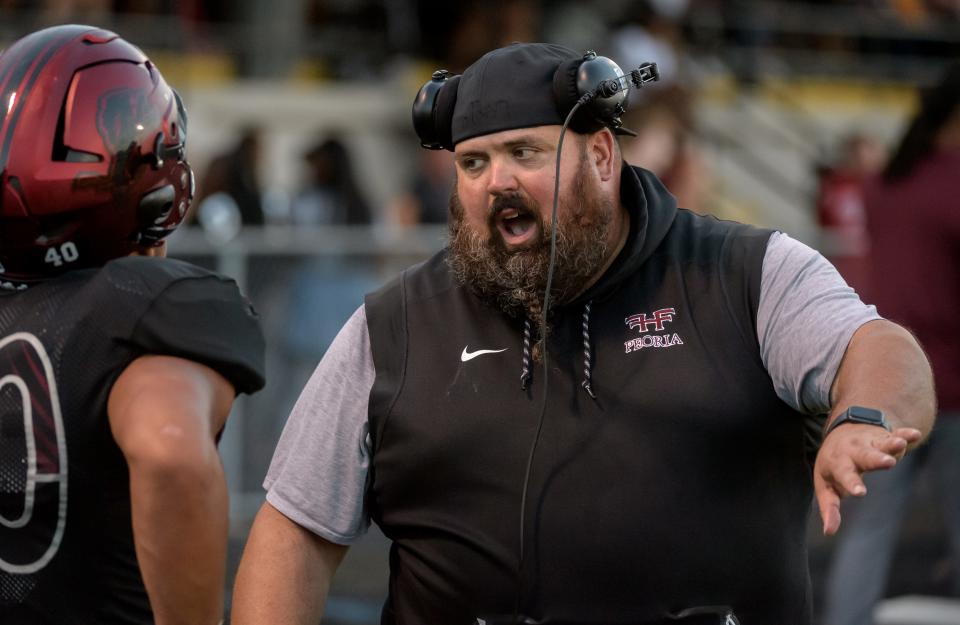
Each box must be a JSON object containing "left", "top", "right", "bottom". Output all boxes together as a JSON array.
[{"left": 0, "top": 256, "right": 265, "bottom": 625}]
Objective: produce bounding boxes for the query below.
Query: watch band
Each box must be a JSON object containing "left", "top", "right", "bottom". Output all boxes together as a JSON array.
[{"left": 825, "top": 405, "right": 889, "bottom": 437}]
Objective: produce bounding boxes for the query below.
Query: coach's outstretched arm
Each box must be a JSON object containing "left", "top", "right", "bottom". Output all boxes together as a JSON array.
[
  {"left": 815, "top": 319, "right": 936, "bottom": 536},
  {"left": 108, "top": 355, "right": 237, "bottom": 625},
  {"left": 233, "top": 501, "right": 348, "bottom": 625}
]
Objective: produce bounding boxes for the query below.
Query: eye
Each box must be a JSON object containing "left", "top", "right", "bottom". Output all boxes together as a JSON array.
[
  {"left": 458, "top": 156, "right": 486, "bottom": 173},
  {"left": 513, "top": 147, "right": 536, "bottom": 160}
]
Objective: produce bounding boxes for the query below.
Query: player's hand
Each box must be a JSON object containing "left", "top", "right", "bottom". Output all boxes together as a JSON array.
[{"left": 813, "top": 423, "right": 922, "bottom": 536}]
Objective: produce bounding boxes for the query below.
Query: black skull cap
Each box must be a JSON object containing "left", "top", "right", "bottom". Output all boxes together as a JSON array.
[{"left": 451, "top": 42, "right": 615, "bottom": 147}]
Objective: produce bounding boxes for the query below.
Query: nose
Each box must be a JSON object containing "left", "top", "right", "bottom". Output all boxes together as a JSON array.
[{"left": 485, "top": 157, "right": 518, "bottom": 196}]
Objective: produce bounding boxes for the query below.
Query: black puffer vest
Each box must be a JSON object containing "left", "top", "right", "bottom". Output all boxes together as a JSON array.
[{"left": 365, "top": 166, "right": 813, "bottom": 625}]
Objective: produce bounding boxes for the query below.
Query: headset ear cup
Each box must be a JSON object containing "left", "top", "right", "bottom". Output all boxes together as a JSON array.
[
  {"left": 433, "top": 74, "right": 460, "bottom": 151},
  {"left": 575, "top": 54, "right": 629, "bottom": 128},
  {"left": 412, "top": 72, "right": 460, "bottom": 150},
  {"left": 552, "top": 57, "right": 583, "bottom": 118}
]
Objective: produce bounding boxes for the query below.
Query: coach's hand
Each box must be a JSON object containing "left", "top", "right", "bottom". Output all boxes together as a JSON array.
[{"left": 813, "top": 423, "right": 922, "bottom": 536}]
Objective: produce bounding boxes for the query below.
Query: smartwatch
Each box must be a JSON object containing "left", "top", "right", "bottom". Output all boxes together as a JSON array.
[{"left": 825, "top": 405, "right": 890, "bottom": 437}]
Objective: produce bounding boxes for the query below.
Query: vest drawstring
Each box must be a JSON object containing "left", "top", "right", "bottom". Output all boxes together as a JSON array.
[
  {"left": 520, "top": 317, "right": 532, "bottom": 390},
  {"left": 581, "top": 301, "right": 597, "bottom": 399}
]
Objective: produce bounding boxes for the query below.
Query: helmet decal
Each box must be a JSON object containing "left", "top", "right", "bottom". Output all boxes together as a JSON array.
[
  {"left": 73, "top": 86, "right": 163, "bottom": 197},
  {"left": 96, "top": 87, "right": 164, "bottom": 155}
]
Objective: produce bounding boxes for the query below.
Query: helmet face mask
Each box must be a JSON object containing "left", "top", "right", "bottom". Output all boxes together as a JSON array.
[{"left": 0, "top": 24, "right": 193, "bottom": 286}]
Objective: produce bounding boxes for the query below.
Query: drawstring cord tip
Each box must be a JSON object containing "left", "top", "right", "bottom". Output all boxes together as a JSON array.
[{"left": 581, "top": 380, "right": 597, "bottom": 399}]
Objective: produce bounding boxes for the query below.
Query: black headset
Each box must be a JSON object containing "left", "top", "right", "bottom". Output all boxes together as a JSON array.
[{"left": 412, "top": 51, "right": 659, "bottom": 151}]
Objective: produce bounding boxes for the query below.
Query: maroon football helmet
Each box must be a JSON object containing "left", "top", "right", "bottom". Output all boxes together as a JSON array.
[{"left": 0, "top": 24, "right": 193, "bottom": 286}]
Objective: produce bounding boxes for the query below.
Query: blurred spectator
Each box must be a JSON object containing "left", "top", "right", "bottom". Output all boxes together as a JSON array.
[
  {"left": 197, "top": 127, "right": 265, "bottom": 227},
  {"left": 291, "top": 136, "right": 372, "bottom": 226},
  {"left": 886, "top": 0, "right": 960, "bottom": 24},
  {"left": 610, "top": 0, "right": 690, "bottom": 90},
  {"left": 890, "top": 0, "right": 932, "bottom": 25},
  {"left": 416, "top": 0, "right": 540, "bottom": 71},
  {"left": 822, "top": 61, "right": 960, "bottom": 625},
  {"left": 114, "top": 0, "right": 232, "bottom": 41},
  {"left": 40, "top": 0, "right": 109, "bottom": 22},
  {"left": 388, "top": 148, "right": 455, "bottom": 227},
  {"left": 270, "top": 135, "right": 378, "bottom": 424},
  {"left": 718, "top": 0, "right": 776, "bottom": 85},
  {"left": 926, "top": 0, "right": 960, "bottom": 19},
  {"left": 236, "top": 135, "right": 377, "bottom": 493},
  {"left": 540, "top": 1, "right": 608, "bottom": 57},
  {"left": 620, "top": 86, "right": 711, "bottom": 214},
  {"left": 814, "top": 132, "right": 887, "bottom": 296}
]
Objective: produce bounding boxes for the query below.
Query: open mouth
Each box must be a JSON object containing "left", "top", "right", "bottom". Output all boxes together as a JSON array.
[{"left": 494, "top": 207, "right": 539, "bottom": 247}]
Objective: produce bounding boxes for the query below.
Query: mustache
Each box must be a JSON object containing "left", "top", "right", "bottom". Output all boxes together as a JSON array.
[{"left": 489, "top": 192, "right": 538, "bottom": 218}]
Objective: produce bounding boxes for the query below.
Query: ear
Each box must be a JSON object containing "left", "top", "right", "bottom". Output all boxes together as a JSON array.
[{"left": 589, "top": 128, "right": 617, "bottom": 182}]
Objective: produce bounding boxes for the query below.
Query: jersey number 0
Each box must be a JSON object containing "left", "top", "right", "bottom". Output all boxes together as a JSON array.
[{"left": 0, "top": 332, "right": 68, "bottom": 574}]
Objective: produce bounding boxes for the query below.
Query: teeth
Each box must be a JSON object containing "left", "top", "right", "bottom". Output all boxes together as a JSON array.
[{"left": 496, "top": 208, "right": 534, "bottom": 239}]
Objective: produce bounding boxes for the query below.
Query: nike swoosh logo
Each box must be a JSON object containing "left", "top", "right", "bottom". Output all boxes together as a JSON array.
[{"left": 461, "top": 346, "right": 508, "bottom": 362}]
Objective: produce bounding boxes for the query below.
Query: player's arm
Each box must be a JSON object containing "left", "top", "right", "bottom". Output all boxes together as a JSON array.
[
  {"left": 232, "top": 501, "right": 348, "bottom": 624},
  {"left": 108, "top": 354, "right": 236, "bottom": 625},
  {"left": 815, "top": 319, "right": 936, "bottom": 535}
]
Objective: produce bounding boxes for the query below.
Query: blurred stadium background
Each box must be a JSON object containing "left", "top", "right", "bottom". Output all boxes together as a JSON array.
[{"left": 2, "top": 1, "right": 957, "bottom": 623}]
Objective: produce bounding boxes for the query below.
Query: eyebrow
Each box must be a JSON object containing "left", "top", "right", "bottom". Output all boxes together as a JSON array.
[
  {"left": 500, "top": 135, "right": 552, "bottom": 150},
  {"left": 457, "top": 135, "right": 553, "bottom": 160},
  {"left": 456, "top": 150, "right": 486, "bottom": 162}
]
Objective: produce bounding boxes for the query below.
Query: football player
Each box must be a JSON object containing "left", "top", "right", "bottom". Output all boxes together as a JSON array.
[{"left": 0, "top": 25, "right": 265, "bottom": 625}]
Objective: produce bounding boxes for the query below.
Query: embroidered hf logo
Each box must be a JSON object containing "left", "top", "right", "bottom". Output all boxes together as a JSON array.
[{"left": 624, "top": 307, "right": 684, "bottom": 354}]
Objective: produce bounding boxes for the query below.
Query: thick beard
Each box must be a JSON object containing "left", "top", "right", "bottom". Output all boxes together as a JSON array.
[{"left": 446, "top": 152, "right": 615, "bottom": 340}]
